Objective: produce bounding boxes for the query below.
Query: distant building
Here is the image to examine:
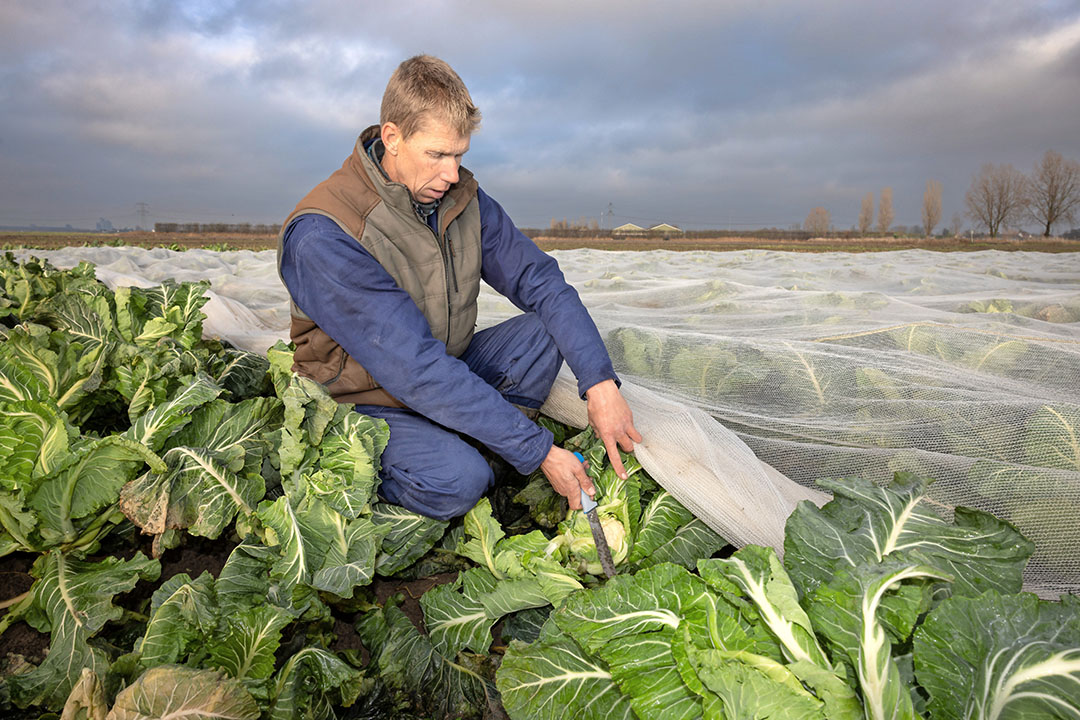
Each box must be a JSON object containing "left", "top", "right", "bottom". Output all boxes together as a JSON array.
[
  {"left": 613, "top": 223, "right": 643, "bottom": 237},
  {"left": 612, "top": 222, "right": 684, "bottom": 238},
  {"left": 649, "top": 223, "right": 683, "bottom": 236},
  {"left": 612, "top": 222, "right": 647, "bottom": 236}
]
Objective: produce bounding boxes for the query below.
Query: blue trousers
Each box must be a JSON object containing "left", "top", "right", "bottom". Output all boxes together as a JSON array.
[{"left": 357, "top": 313, "right": 562, "bottom": 520}]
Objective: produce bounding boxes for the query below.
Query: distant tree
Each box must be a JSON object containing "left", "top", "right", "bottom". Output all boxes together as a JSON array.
[
  {"left": 921, "top": 180, "right": 943, "bottom": 236},
  {"left": 948, "top": 212, "right": 964, "bottom": 237},
  {"left": 877, "top": 187, "right": 894, "bottom": 234},
  {"left": 858, "top": 192, "right": 874, "bottom": 234},
  {"left": 965, "top": 163, "right": 1028, "bottom": 237},
  {"left": 804, "top": 206, "right": 831, "bottom": 235},
  {"left": 1027, "top": 150, "right": 1080, "bottom": 237}
]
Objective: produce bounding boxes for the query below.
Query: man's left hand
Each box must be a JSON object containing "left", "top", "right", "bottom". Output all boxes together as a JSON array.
[{"left": 585, "top": 379, "right": 642, "bottom": 479}]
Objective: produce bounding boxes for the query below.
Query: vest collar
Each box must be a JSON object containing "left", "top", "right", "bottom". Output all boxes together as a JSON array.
[{"left": 352, "top": 125, "right": 475, "bottom": 226}]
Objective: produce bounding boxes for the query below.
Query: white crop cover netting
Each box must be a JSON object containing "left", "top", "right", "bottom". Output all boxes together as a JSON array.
[{"left": 19, "top": 246, "right": 1080, "bottom": 598}]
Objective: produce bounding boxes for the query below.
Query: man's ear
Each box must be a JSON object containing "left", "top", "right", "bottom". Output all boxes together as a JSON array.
[{"left": 381, "top": 122, "right": 401, "bottom": 156}]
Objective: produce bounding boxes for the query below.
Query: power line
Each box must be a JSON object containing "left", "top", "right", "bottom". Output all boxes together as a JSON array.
[{"left": 135, "top": 202, "right": 150, "bottom": 231}]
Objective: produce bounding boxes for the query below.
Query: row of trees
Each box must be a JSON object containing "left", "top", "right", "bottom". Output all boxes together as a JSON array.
[
  {"left": 965, "top": 150, "right": 1080, "bottom": 237},
  {"left": 806, "top": 187, "right": 898, "bottom": 237},
  {"left": 154, "top": 222, "right": 280, "bottom": 234},
  {"left": 804, "top": 150, "right": 1080, "bottom": 238}
]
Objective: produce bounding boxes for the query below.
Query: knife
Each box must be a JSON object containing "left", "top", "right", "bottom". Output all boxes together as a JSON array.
[{"left": 574, "top": 452, "right": 616, "bottom": 578}]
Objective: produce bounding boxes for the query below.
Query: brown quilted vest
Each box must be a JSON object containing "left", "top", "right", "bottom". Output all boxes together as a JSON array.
[{"left": 277, "top": 125, "right": 483, "bottom": 407}]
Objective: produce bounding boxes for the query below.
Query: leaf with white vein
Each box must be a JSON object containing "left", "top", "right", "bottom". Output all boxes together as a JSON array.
[
  {"left": 635, "top": 518, "right": 727, "bottom": 571},
  {"left": 59, "top": 667, "right": 107, "bottom": 720},
  {"left": 121, "top": 445, "right": 261, "bottom": 541},
  {"left": 257, "top": 493, "right": 330, "bottom": 599},
  {"left": 372, "top": 502, "right": 448, "bottom": 576},
  {"left": 421, "top": 567, "right": 498, "bottom": 657},
  {"left": 357, "top": 602, "right": 497, "bottom": 719},
  {"left": 122, "top": 373, "right": 222, "bottom": 453},
  {"left": 914, "top": 591, "right": 1080, "bottom": 720},
  {"left": 456, "top": 497, "right": 506, "bottom": 579},
  {"left": 309, "top": 515, "right": 388, "bottom": 597},
  {"left": 210, "top": 348, "right": 271, "bottom": 401},
  {"left": 120, "top": 397, "right": 280, "bottom": 541},
  {"left": 267, "top": 647, "right": 366, "bottom": 720},
  {"left": 554, "top": 563, "right": 716, "bottom": 655},
  {"left": 5, "top": 551, "right": 160, "bottom": 711},
  {"left": 699, "top": 546, "right": 831, "bottom": 668},
  {"left": 601, "top": 626, "right": 703, "bottom": 720},
  {"left": 0, "top": 399, "right": 72, "bottom": 491},
  {"left": 206, "top": 604, "right": 295, "bottom": 681},
  {"left": 629, "top": 490, "right": 693, "bottom": 564},
  {"left": 690, "top": 647, "right": 827, "bottom": 719},
  {"left": 301, "top": 410, "right": 388, "bottom": 519},
  {"left": 31, "top": 434, "right": 164, "bottom": 547},
  {"left": 497, "top": 632, "right": 635, "bottom": 720},
  {"left": 107, "top": 665, "right": 259, "bottom": 720},
  {"left": 807, "top": 561, "right": 951, "bottom": 720},
  {"left": 136, "top": 571, "right": 217, "bottom": 669},
  {"left": 784, "top": 473, "right": 1034, "bottom": 599}
]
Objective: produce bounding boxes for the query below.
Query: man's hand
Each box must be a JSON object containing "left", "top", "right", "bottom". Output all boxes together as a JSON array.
[
  {"left": 586, "top": 379, "right": 643, "bottom": 479},
  {"left": 540, "top": 445, "right": 594, "bottom": 511}
]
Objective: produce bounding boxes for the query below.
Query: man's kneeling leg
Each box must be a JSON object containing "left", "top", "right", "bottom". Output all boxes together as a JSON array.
[
  {"left": 355, "top": 405, "right": 494, "bottom": 521},
  {"left": 460, "top": 312, "right": 563, "bottom": 410}
]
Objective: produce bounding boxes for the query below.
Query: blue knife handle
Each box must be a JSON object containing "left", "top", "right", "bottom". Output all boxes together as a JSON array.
[{"left": 573, "top": 452, "right": 598, "bottom": 512}]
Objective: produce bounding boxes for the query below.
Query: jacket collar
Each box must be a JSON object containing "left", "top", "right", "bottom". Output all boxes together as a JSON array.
[{"left": 352, "top": 124, "right": 476, "bottom": 221}]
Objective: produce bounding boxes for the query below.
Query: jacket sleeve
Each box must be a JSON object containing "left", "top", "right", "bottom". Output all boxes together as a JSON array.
[
  {"left": 279, "top": 214, "right": 553, "bottom": 474},
  {"left": 477, "top": 188, "right": 620, "bottom": 398}
]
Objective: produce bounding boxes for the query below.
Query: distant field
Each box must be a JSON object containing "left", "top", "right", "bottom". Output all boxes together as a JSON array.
[
  {"left": 534, "top": 234, "right": 1080, "bottom": 253},
  {"left": 3, "top": 230, "right": 1079, "bottom": 253},
  {"left": 1, "top": 231, "right": 276, "bottom": 252}
]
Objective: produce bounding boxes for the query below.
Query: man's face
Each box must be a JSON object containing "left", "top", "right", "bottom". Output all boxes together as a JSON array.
[{"left": 381, "top": 118, "right": 470, "bottom": 204}]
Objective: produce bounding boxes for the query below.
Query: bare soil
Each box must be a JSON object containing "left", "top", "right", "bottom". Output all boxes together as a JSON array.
[
  {"left": 0, "top": 553, "right": 46, "bottom": 665},
  {"left": 0, "top": 535, "right": 455, "bottom": 674}
]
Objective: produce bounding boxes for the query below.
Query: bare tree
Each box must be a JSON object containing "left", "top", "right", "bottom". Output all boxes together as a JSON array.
[
  {"left": 1027, "top": 150, "right": 1080, "bottom": 237},
  {"left": 921, "top": 180, "right": 943, "bottom": 236},
  {"left": 877, "top": 187, "right": 894, "bottom": 234},
  {"left": 858, "top": 192, "right": 874, "bottom": 235},
  {"left": 964, "top": 163, "right": 1028, "bottom": 237},
  {"left": 948, "top": 212, "right": 964, "bottom": 237},
  {"left": 804, "top": 206, "right": 831, "bottom": 235}
]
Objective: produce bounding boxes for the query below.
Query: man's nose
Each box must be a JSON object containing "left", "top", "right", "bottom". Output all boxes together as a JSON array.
[{"left": 441, "top": 159, "right": 460, "bottom": 185}]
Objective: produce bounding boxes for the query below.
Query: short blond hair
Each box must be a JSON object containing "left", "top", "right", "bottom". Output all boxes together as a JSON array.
[{"left": 380, "top": 55, "right": 481, "bottom": 139}]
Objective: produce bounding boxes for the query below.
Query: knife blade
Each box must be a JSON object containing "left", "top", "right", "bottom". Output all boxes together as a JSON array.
[{"left": 574, "top": 452, "right": 616, "bottom": 578}]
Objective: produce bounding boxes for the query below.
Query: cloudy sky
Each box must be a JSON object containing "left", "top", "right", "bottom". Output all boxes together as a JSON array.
[{"left": 2, "top": 1, "right": 1079, "bottom": 232}]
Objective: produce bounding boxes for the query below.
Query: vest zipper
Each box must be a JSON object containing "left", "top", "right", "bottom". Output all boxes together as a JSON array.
[
  {"left": 436, "top": 204, "right": 459, "bottom": 294},
  {"left": 427, "top": 223, "right": 457, "bottom": 342},
  {"left": 446, "top": 234, "right": 459, "bottom": 293}
]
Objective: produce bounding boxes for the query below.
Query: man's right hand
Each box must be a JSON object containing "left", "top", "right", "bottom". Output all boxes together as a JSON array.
[{"left": 540, "top": 445, "right": 595, "bottom": 511}]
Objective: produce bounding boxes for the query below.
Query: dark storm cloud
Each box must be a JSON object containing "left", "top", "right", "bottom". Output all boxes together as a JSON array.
[{"left": 1, "top": 1, "right": 1078, "bottom": 231}]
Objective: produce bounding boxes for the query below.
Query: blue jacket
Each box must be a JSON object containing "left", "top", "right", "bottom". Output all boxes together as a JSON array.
[{"left": 279, "top": 187, "right": 618, "bottom": 474}]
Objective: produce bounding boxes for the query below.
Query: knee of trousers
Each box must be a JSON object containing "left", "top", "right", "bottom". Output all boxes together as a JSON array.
[
  {"left": 512, "top": 314, "right": 563, "bottom": 400},
  {"left": 442, "top": 473, "right": 494, "bottom": 519},
  {"left": 517, "top": 313, "right": 560, "bottom": 357}
]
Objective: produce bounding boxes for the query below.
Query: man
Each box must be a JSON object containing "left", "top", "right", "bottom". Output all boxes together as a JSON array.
[{"left": 278, "top": 55, "right": 640, "bottom": 521}]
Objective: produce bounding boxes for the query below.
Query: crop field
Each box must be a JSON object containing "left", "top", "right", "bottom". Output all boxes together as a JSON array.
[
  {"left": 5, "top": 229, "right": 1080, "bottom": 254},
  {"left": 0, "top": 252, "right": 1078, "bottom": 719}
]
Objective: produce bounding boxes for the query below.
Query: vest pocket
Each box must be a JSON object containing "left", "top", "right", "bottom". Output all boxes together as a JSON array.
[{"left": 321, "top": 345, "right": 349, "bottom": 385}]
